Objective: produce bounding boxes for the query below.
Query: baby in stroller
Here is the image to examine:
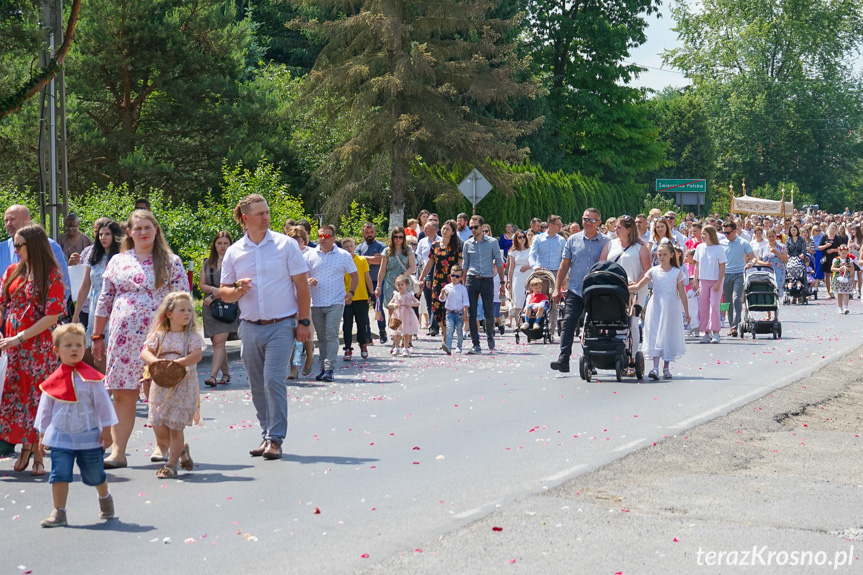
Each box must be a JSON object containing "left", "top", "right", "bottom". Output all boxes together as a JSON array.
[
  {"left": 519, "top": 278, "right": 549, "bottom": 332},
  {"left": 784, "top": 250, "right": 809, "bottom": 304}
]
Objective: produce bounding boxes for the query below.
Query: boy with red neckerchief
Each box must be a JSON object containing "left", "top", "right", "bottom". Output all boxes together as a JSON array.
[{"left": 35, "top": 323, "right": 117, "bottom": 528}]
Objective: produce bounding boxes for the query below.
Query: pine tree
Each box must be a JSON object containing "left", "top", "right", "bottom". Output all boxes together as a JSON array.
[{"left": 291, "top": 0, "right": 542, "bottom": 228}]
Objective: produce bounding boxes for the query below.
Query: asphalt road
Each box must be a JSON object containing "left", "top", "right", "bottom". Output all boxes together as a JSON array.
[{"left": 2, "top": 294, "right": 860, "bottom": 574}]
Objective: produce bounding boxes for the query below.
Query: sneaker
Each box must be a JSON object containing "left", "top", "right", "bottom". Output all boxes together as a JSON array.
[
  {"left": 467, "top": 346, "right": 482, "bottom": 355},
  {"left": 487, "top": 337, "right": 495, "bottom": 351},
  {"left": 711, "top": 333, "right": 721, "bottom": 343},
  {"left": 455, "top": 348, "right": 463, "bottom": 354},
  {"left": 321, "top": 370, "right": 334, "bottom": 382},
  {"left": 99, "top": 494, "right": 115, "bottom": 519},
  {"left": 648, "top": 369, "right": 659, "bottom": 381},
  {"left": 844, "top": 308, "right": 850, "bottom": 315},
  {"left": 688, "top": 329, "right": 700, "bottom": 337},
  {"left": 441, "top": 343, "right": 451, "bottom": 355},
  {"left": 838, "top": 308, "right": 845, "bottom": 315},
  {"left": 315, "top": 370, "right": 325, "bottom": 381},
  {"left": 343, "top": 349, "right": 353, "bottom": 361},
  {"left": 700, "top": 335, "right": 711, "bottom": 344},
  {"left": 519, "top": 323, "right": 529, "bottom": 332},
  {"left": 390, "top": 347, "right": 400, "bottom": 356},
  {"left": 41, "top": 508, "right": 67, "bottom": 528},
  {"left": 360, "top": 345, "right": 369, "bottom": 359},
  {"left": 401, "top": 348, "right": 410, "bottom": 357}
]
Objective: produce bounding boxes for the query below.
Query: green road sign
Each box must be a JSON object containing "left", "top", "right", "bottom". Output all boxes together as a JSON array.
[{"left": 656, "top": 179, "right": 706, "bottom": 193}]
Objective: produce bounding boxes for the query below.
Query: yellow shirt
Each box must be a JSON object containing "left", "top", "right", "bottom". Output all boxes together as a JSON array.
[{"left": 345, "top": 254, "right": 370, "bottom": 300}]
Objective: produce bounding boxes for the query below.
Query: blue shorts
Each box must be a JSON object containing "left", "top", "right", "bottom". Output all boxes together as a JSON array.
[{"left": 49, "top": 447, "right": 107, "bottom": 486}]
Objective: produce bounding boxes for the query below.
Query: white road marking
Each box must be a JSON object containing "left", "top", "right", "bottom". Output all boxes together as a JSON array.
[
  {"left": 612, "top": 438, "right": 647, "bottom": 452},
  {"left": 668, "top": 387, "right": 767, "bottom": 429}
]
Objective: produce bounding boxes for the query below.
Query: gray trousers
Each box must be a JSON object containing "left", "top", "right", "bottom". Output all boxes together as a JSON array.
[
  {"left": 312, "top": 304, "right": 344, "bottom": 371},
  {"left": 239, "top": 318, "right": 297, "bottom": 444},
  {"left": 723, "top": 272, "right": 745, "bottom": 329}
]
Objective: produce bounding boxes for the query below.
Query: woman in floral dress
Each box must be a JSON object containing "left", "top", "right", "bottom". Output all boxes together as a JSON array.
[
  {"left": 0, "top": 225, "right": 65, "bottom": 475},
  {"left": 91, "top": 210, "right": 188, "bottom": 468},
  {"left": 419, "top": 220, "right": 462, "bottom": 346}
]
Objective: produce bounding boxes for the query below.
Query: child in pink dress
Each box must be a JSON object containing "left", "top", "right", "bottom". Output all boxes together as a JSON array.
[{"left": 388, "top": 275, "right": 420, "bottom": 357}]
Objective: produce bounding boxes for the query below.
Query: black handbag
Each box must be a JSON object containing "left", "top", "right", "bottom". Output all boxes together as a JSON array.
[{"left": 209, "top": 266, "right": 239, "bottom": 324}]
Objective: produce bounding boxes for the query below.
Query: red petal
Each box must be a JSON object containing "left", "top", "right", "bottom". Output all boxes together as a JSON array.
[
  {"left": 492, "top": 526, "right": 503, "bottom": 531},
  {"left": 313, "top": 507, "right": 321, "bottom": 514}
]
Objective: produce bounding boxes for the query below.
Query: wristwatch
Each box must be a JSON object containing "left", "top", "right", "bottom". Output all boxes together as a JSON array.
[{"left": 298, "top": 318, "right": 311, "bottom": 327}]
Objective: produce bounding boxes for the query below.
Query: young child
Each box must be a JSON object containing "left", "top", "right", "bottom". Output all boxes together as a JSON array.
[
  {"left": 141, "top": 292, "right": 206, "bottom": 478},
  {"left": 438, "top": 265, "right": 469, "bottom": 354},
  {"left": 35, "top": 323, "right": 118, "bottom": 527},
  {"left": 831, "top": 244, "right": 855, "bottom": 314},
  {"left": 387, "top": 275, "right": 420, "bottom": 356},
  {"left": 520, "top": 277, "right": 549, "bottom": 331},
  {"left": 628, "top": 243, "right": 690, "bottom": 380}
]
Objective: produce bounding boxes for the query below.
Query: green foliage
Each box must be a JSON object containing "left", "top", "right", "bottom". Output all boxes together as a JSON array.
[
  {"left": 425, "top": 162, "right": 645, "bottom": 232},
  {"left": 339, "top": 200, "right": 387, "bottom": 240},
  {"left": 642, "top": 194, "right": 681, "bottom": 217},
  {"left": 665, "top": 0, "right": 863, "bottom": 211}
]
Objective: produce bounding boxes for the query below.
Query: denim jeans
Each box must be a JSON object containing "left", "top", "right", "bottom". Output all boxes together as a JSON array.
[
  {"left": 312, "top": 304, "right": 345, "bottom": 371},
  {"left": 466, "top": 276, "right": 495, "bottom": 348},
  {"left": 557, "top": 291, "right": 585, "bottom": 362},
  {"left": 49, "top": 446, "right": 106, "bottom": 486},
  {"left": 445, "top": 311, "right": 465, "bottom": 350},
  {"left": 239, "top": 318, "right": 296, "bottom": 444}
]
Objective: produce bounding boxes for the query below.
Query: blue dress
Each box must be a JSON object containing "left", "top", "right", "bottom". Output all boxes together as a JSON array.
[{"left": 759, "top": 244, "right": 786, "bottom": 296}]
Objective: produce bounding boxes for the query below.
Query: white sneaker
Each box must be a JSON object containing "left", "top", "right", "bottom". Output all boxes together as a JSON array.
[
  {"left": 839, "top": 308, "right": 845, "bottom": 315},
  {"left": 700, "top": 335, "right": 711, "bottom": 344},
  {"left": 390, "top": 347, "right": 401, "bottom": 356},
  {"left": 456, "top": 348, "right": 463, "bottom": 354},
  {"left": 401, "top": 347, "right": 411, "bottom": 357},
  {"left": 711, "top": 333, "right": 721, "bottom": 343}
]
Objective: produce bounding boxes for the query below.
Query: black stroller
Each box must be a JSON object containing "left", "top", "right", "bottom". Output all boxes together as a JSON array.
[
  {"left": 783, "top": 253, "right": 809, "bottom": 304},
  {"left": 739, "top": 266, "right": 782, "bottom": 339},
  {"left": 578, "top": 261, "right": 644, "bottom": 382}
]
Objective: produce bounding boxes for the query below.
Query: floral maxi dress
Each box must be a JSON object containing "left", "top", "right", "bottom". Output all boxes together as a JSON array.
[
  {"left": 0, "top": 266, "right": 65, "bottom": 444},
  {"left": 95, "top": 251, "right": 189, "bottom": 391},
  {"left": 428, "top": 240, "right": 460, "bottom": 328}
]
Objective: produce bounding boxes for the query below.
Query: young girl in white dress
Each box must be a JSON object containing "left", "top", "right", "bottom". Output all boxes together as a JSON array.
[{"left": 628, "top": 242, "right": 690, "bottom": 380}]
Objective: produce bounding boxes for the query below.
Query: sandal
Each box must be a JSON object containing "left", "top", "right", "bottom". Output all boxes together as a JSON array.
[
  {"left": 13, "top": 444, "right": 33, "bottom": 472},
  {"left": 204, "top": 376, "right": 218, "bottom": 388},
  {"left": 663, "top": 369, "right": 673, "bottom": 379},
  {"left": 218, "top": 374, "right": 231, "bottom": 385},
  {"left": 156, "top": 464, "right": 178, "bottom": 479},
  {"left": 178, "top": 443, "right": 193, "bottom": 471},
  {"left": 31, "top": 460, "right": 46, "bottom": 476}
]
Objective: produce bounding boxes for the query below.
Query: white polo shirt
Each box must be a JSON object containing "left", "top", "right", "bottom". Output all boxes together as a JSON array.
[
  {"left": 304, "top": 246, "right": 358, "bottom": 307},
  {"left": 221, "top": 230, "right": 308, "bottom": 322}
]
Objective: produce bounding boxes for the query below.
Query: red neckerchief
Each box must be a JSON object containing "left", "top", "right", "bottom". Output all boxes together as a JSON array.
[{"left": 40, "top": 362, "right": 105, "bottom": 403}]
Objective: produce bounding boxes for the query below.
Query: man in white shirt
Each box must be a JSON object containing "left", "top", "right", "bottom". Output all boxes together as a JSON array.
[
  {"left": 305, "top": 225, "right": 358, "bottom": 382},
  {"left": 416, "top": 221, "right": 441, "bottom": 335},
  {"left": 664, "top": 211, "right": 688, "bottom": 246},
  {"left": 220, "top": 194, "right": 312, "bottom": 461}
]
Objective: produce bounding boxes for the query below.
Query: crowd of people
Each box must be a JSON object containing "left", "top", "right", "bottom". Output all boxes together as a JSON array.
[{"left": 0, "top": 195, "right": 857, "bottom": 527}]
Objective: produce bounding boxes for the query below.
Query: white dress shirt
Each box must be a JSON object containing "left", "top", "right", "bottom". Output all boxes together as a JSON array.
[
  {"left": 221, "top": 230, "right": 308, "bottom": 321},
  {"left": 416, "top": 235, "right": 440, "bottom": 270},
  {"left": 304, "top": 246, "right": 358, "bottom": 307},
  {"left": 440, "top": 282, "right": 470, "bottom": 311}
]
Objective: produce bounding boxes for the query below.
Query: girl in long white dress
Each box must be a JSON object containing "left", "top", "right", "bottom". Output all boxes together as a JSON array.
[
  {"left": 628, "top": 243, "right": 690, "bottom": 380},
  {"left": 506, "top": 232, "right": 532, "bottom": 310}
]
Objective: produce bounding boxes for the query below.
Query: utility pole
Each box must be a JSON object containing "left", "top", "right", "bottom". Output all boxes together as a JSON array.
[{"left": 38, "top": 0, "right": 68, "bottom": 239}]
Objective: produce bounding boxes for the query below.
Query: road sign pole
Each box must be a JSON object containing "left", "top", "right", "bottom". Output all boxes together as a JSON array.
[{"left": 472, "top": 171, "right": 477, "bottom": 215}]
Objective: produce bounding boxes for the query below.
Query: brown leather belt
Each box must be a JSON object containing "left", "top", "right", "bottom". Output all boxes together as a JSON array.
[{"left": 245, "top": 315, "right": 294, "bottom": 326}]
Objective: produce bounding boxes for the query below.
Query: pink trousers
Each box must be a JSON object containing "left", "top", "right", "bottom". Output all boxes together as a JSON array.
[{"left": 698, "top": 279, "right": 722, "bottom": 333}]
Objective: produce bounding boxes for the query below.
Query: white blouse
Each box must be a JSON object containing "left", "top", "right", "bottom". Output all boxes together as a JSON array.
[{"left": 35, "top": 373, "right": 119, "bottom": 450}]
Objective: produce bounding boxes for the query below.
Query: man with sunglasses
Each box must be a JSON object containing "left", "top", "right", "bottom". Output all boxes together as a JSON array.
[
  {"left": 551, "top": 208, "right": 610, "bottom": 373},
  {"left": 1, "top": 205, "right": 71, "bottom": 301},
  {"left": 304, "top": 225, "right": 358, "bottom": 382},
  {"left": 462, "top": 215, "right": 504, "bottom": 354},
  {"left": 664, "top": 211, "right": 688, "bottom": 247}
]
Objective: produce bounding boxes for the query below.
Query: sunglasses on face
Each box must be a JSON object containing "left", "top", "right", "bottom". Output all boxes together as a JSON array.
[
  {"left": 318, "top": 233, "right": 332, "bottom": 239},
  {"left": 450, "top": 274, "right": 461, "bottom": 278},
  {"left": 393, "top": 235, "right": 405, "bottom": 239},
  {"left": 13, "top": 242, "right": 25, "bottom": 250},
  {"left": 469, "top": 225, "right": 481, "bottom": 230},
  {"left": 583, "top": 217, "right": 599, "bottom": 224}
]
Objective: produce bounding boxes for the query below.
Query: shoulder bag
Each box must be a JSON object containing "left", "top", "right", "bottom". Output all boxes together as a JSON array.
[
  {"left": 209, "top": 265, "right": 239, "bottom": 324},
  {"left": 393, "top": 249, "right": 422, "bottom": 295}
]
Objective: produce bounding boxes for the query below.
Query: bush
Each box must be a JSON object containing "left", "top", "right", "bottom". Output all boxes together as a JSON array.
[{"left": 339, "top": 200, "right": 388, "bottom": 239}]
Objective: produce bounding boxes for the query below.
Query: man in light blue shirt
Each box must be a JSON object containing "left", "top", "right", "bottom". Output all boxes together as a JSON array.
[
  {"left": 551, "top": 208, "right": 610, "bottom": 373},
  {"left": 456, "top": 213, "right": 472, "bottom": 242},
  {"left": 1, "top": 205, "right": 71, "bottom": 300},
  {"left": 528, "top": 214, "right": 566, "bottom": 273},
  {"left": 720, "top": 221, "right": 754, "bottom": 336},
  {"left": 462, "top": 215, "right": 504, "bottom": 354}
]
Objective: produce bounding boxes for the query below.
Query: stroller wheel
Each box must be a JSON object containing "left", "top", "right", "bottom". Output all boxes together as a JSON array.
[
  {"left": 614, "top": 359, "right": 623, "bottom": 382},
  {"left": 584, "top": 357, "right": 592, "bottom": 382},
  {"left": 634, "top": 352, "right": 645, "bottom": 380},
  {"left": 579, "top": 356, "right": 587, "bottom": 380}
]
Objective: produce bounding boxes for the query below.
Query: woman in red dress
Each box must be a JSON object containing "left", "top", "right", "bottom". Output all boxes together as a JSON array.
[{"left": 0, "top": 225, "right": 66, "bottom": 475}]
